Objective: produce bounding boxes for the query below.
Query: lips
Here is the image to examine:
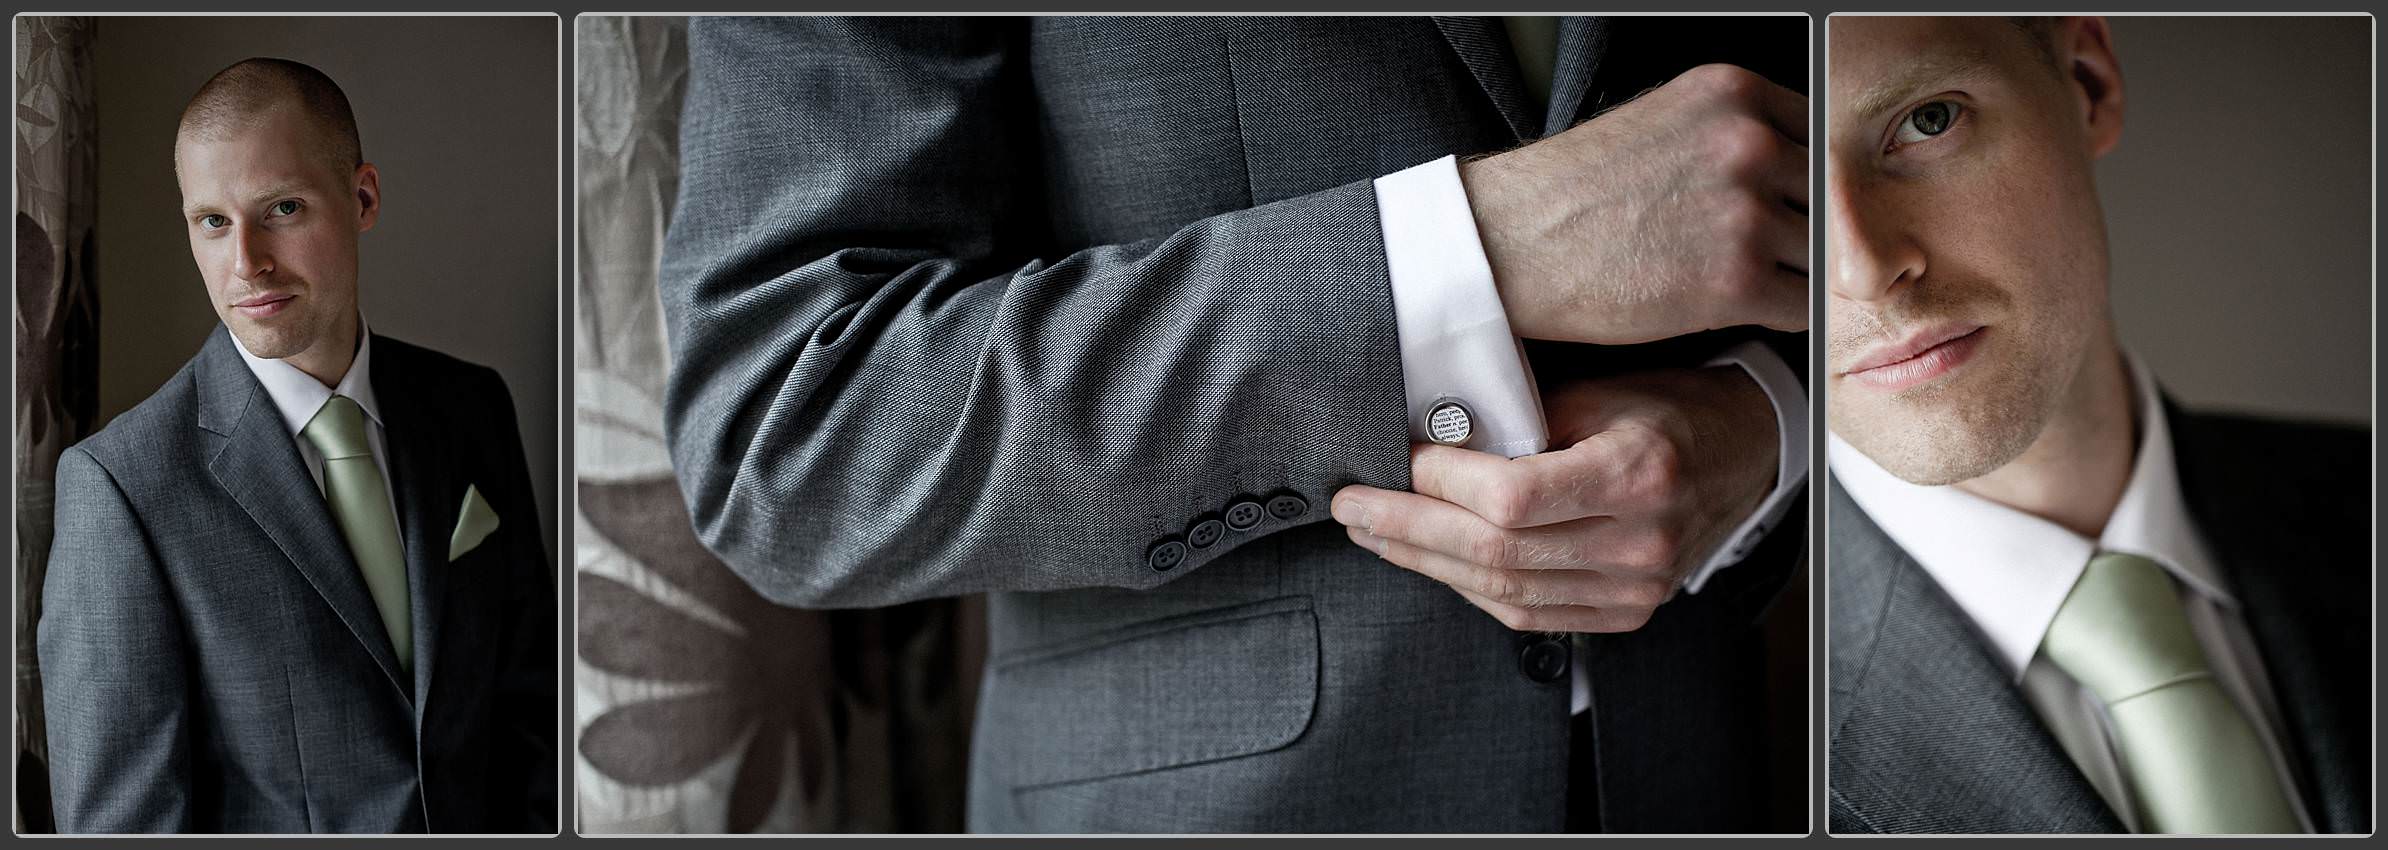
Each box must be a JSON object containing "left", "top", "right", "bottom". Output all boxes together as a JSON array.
[
  {"left": 1840, "top": 324, "right": 1985, "bottom": 391},
  {"left": 232, "top": 292, "right": 296, "bottom": 319}
]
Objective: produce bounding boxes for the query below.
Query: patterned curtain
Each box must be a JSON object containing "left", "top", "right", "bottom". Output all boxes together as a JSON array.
[
  {"left": 572, "top": 16, "right": 983, "bottom": 834},
  {"left": 12, "top": 15, "right": 97, "bottom": 835}
]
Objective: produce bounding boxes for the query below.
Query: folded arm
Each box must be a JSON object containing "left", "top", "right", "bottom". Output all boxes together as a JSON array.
[{"left": 661, "top": 17, "right": 1416, "bottom": 607}]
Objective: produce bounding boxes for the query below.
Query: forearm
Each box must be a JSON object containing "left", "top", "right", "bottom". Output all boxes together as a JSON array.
[{"left": 663, "top": 18, "right": 1412, "bottom": 607}]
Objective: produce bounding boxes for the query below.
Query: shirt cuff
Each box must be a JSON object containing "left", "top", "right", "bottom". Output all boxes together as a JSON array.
[
  {"left": 1373, "top": 155, "right": 1547, "bottom": 459},
  {"left": 1681, "top": 339, "right": 1809, "bottom": 594}
]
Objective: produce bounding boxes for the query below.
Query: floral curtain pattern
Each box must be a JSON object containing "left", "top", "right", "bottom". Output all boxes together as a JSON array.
[
  {"left": 13, "top": 15, "right": 98, "bottom": 835},
  {"left": 572, "top": 16, "right": 982, "bottom": 834}
]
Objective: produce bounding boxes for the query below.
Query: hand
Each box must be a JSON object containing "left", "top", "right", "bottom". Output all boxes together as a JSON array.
[
  {"left": 1330, "top": 366, "right": 1779, "bottom": 632},
  {"left": 1462, "top": 63, "right": 1809, "bottom": 345}
]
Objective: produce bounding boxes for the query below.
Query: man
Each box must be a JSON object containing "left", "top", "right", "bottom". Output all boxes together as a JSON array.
[
  {"left": 38, "top": 58, "right": 555, "bottom": 834},
  {"left": 661, "top": 17, "right": 1809, "bottom": 832},
  {"left": 1825, "top": 17, "right": 2367, "bottom": 834}
]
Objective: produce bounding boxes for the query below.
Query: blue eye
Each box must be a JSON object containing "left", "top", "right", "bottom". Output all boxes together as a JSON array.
[
  {"left": 1893, "top": 101, "right": 1962, "bottom": 145},
  {"left": 199, "top": 214, "right": 229, "bottom": 230},
  {"left": 270, "top": 199, "right": 302, "bottom": 217}
]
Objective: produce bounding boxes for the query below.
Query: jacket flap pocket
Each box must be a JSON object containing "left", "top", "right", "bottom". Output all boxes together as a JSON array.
[{"left": 984, "top": 596, "right": 1319, "bottom": 789}]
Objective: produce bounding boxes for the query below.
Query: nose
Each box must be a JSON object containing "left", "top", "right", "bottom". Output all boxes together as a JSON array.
[
  {"left": 231, "top": 223, "right": 273, "bottom": 281},
  {"left": 1826, "top": 171, "right": 1924, "bottom": 304}
]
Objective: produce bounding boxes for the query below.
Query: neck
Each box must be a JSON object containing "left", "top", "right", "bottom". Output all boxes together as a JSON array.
[
  {"left": 1955, "top": 331, "right": 2137, "bottom": 538},
  {"left": 286, "top": 311, "right": 361, "bottom": 389}
]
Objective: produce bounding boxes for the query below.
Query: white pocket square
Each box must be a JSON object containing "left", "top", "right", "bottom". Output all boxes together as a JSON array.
[{"left": 449, "top": 484, "right": 501, "bottom": 561}]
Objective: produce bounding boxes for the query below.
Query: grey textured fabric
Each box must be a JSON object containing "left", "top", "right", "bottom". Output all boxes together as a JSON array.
[
  {"left": 661, "top": 16, "right": 1803, "bottom": 833},
  {"left": 1827, "top": 402, "right": 2369, "bottom": 834},
  {"left": 38, "top": 328, "right": 556, "bottom": 834}
]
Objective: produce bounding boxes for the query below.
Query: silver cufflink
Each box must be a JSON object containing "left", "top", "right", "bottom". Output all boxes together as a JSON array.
[{"left": 1426, "top": 398, "right": 1473, "bottom": 446}]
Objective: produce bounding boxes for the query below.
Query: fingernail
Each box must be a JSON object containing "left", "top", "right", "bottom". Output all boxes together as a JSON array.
[
  {"left": 1351, "top": 530, "right": 1388, "bottom": 557},
  {"left": 1331, "top": 492, "right": 1374, "bottom": 529}
]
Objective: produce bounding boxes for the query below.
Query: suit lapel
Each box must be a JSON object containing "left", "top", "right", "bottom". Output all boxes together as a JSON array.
[
  {"left": 195, "top": 327, "right": 410, "bottom": 697},
  {"left": 2167, "top": 401, "right": 2367, "bottom": 832},
  {"left": 373, "top": 336, "right": 454, "bottom": 715},
  {"left": 1829, "top": 481, "right": 2122, "bottom": 833},
  {"left": 1542, "top": 16, "right": 1609, "bottom": 134},
  {"left": 1431, "top": 16, "right": 1536, "bottom": 142}
]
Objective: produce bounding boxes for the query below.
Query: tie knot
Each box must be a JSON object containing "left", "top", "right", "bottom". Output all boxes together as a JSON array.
[
  {"left": 2042, "top": 552, "right": 2209, "bottom": 704},
  {"left": 302, "top": 395, "right": 374, "bottom": 460}
]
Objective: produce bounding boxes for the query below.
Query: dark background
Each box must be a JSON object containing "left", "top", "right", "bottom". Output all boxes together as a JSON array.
[{"left": 2098, "top": 16, "right": 2370, "bottom": 423}]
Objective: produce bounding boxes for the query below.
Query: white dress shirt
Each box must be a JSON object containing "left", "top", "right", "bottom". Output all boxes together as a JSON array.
[
  {"left": 1828, "top": 354, "right": 2311, "bottom": 832},
  {"left": 1373, "top": 157, "right": 1810, "bottom": 716},
  {"left": 230, "top": 322, "right": 406, "bottom": 553}
]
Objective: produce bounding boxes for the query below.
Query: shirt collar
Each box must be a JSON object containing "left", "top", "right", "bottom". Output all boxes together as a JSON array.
[
  {"left": 229, "top": 318, "right": 384, "bottom": 440},
  {"left": 1828, "top": 352, "right": 2230, "bottom": 681}
]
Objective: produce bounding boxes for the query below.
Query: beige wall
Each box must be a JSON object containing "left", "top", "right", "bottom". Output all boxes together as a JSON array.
[
  {"left": 91, "top": 15, "right": 561, "bottom": 535},
  {"left": 2097, "top": 16, "right": 2371, "bottom": 423}
]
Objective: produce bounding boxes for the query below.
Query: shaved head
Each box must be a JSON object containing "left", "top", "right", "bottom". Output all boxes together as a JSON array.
[{"left": 174, "top": 57, "right": 360, "bottom": 179}]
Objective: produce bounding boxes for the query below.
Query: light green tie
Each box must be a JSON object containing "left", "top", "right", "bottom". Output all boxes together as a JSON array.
[
  {"left": 302, "top": 394, "right": 411, "bottom": 674},
  {"left": 2040, "top": 552, "right": 2301, "bottom": 834}
]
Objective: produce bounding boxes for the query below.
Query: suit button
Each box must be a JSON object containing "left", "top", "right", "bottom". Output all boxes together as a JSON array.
[
  {"left": 1265, "top": 493, "right": 1309, "bottom": 521},
  {"left": 1187, "top": 518, "right": 1226, "bottom": 549},
  {"left": 1147, "top": 539, "right": 1187, "bottom": 572},
  {"left": 1224, "top": 499, "right": 1264, "bottom": 531},
  {"left": 1519, "top": 638, "right": 1570, "bottom": 683}
]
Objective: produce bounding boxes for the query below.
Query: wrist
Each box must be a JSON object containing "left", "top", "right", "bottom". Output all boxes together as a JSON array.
[{"left": 1458, "top": 155, "right": 1541, "bottom": 339}]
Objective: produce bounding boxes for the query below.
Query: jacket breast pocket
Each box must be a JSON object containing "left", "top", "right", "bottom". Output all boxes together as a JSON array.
[{"left": 979, "top": 596, "right": 1320, "bottom": 790}]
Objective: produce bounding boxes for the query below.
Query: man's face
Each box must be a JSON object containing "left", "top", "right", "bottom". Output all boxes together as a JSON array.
[
  {"left": 1825, "top": 17, "right": 2118, "bottom": 485},
  {"left": 175, "top": 107, "right": 370, "bottom": 363}
]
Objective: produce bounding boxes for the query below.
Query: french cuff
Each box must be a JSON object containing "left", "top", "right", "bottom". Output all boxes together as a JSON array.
[
  {"left": 1374, "top": 155, "right": 1547, "bottom": 459},
  {"left": 1682, "top": 340, "right": 1809, "bottom": 594}
]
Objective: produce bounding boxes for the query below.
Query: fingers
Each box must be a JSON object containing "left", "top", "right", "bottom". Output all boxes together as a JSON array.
[
  {"left": 1750, "top": 72, "right": 1809, "bottom": 147},
  {"left": 1452, "top": 587, "right": 1660, "bottom": 634},
  {"left": 1333, "top": 481, "right": 1687, "bottom": 580},
  {"left": 1773, "top": 138, "right": 1810, "bottom": 213},
  {"left": 1351, "top": 527, "right": 1674, "bottom": 631},
  {"left": 1759, "top": 264, "right": 1811, "bottom": 332},
  {"left": 1404, "top": 443, "right": 1625, "bottom": 529},
  {"left": 1769, "top": 201, "right": 1810, "bottom": 279},
  {"left": 1335, "top": 485, "right": 1624, "bottom": 572}
]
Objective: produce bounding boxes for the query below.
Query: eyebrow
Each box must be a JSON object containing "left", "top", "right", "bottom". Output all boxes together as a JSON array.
[
  {"left": 181, "top": 181, "right": 312, "bottom": 217},
  {"left": 1838, "top": 47, "right": 2002, "bottom": 126}
]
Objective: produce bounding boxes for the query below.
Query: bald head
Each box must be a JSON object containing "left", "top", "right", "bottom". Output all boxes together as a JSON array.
[{"left": 175, "top": 58, "right": 360, "bottom": 179}]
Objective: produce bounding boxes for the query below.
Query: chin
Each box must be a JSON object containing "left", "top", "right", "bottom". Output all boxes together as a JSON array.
[
  {"left": 1837, "top": 389, "right": 2049, "bottom": 487},
  {"left": 226, "top": 321, "right": 318, "bottom": 362}
]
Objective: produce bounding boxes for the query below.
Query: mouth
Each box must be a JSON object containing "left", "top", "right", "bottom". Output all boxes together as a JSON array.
[
  {"left": 231, "top": 292, "right": 296, "bottom": 319},
  {"left": 1840, "top": 324, "right": 1986, "bottom": 391}
]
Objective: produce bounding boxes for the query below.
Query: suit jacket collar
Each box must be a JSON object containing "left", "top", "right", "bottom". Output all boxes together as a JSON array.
[
  {"left": 1431, "top": 17, "right": 1536, "bottom": 142},
  {"left": 1829, "top": 479, "right": 2124, "bottom": 834},
  {"left": 195, "top": 326, "right": 414, "bottom": 699},
  {"left": 1432, "top": 16, "right": 1614, "bottom": 143},
  {"left": 1541, "top": 16, "right": 1608, "bottom": 136}
]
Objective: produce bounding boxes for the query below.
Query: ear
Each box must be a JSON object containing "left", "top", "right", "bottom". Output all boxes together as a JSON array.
[
  {"left": 353, "top": 162, "right": 382, "bottom": 233},
  {"left": 2059, "top": 16, "right": 2125, "bottom": 158}
]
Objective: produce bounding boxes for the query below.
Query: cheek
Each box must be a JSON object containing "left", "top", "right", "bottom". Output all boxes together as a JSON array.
[{"left": 1931, "top": 138, "right": 2101, "bottom": 308}]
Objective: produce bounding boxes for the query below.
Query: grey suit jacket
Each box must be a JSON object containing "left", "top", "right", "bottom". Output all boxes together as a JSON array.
[
  {"left": 39, "top": 328, "right": 556, "bottom": 834},
  {"left": 662, "top": 16, "right": 1804, "bottom": 832},
  {"left": 1827, "top": 402, "right": 2370, "bottom": 834}
]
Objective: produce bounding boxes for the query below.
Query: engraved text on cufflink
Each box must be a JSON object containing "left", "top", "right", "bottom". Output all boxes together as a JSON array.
[{"left": 1426, "top": 398, "right": 1473, "bottom": 446}]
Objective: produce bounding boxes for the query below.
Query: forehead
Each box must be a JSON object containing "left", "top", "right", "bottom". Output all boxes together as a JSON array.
[
  {"left": 1829, "top": 17, "right": 2041, "bottom": 117},
  {"left": 174, "top": 108, "right": 343, "bottom": 201}
]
